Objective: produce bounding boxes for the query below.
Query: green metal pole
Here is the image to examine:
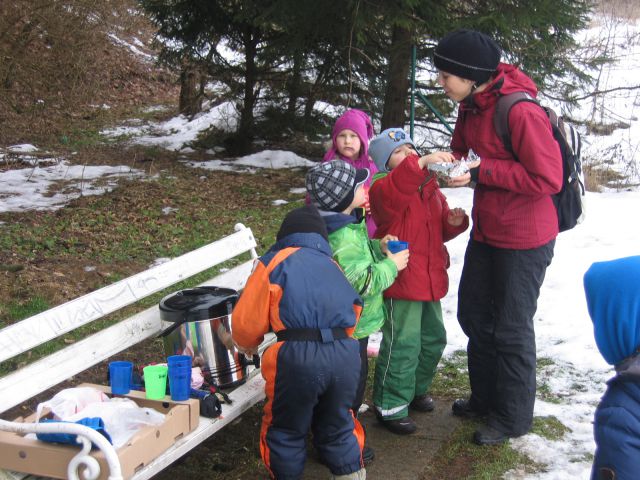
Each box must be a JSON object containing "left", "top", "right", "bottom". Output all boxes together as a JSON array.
[
  {"left": 416, "top": 91, "right": 454, "bottom": 134},
  {"left": 410, "top": 45, "right": 416, "bottom": 139}
]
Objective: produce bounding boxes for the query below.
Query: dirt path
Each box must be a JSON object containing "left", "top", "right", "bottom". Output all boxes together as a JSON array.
[
  {"left": 150, "top": 395, "right": 462, "bottom": 479},
  {"left": 302, "top": 399, "right": 462, "bottom": 479}
]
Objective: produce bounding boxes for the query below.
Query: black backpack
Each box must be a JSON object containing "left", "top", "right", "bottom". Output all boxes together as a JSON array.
[{"left": 493, "top": 92, "right": 586, "bottom": 232}]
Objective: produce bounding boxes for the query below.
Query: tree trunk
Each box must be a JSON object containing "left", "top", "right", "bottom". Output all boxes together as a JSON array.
[
  {"left": 179, "top": 62, "right": 202, "bottom": 117},
  {"left": 235, "top": 26, "right": 259, "bottom": 154},
  {"left": 381, "top": 25, "right": 412, "bottom": 130},
  {"left": 303, "top": 50, "right": 334, "bottom": 125},
  {"left": 287, "top": 50, "right": 303, "bottom": 119}
]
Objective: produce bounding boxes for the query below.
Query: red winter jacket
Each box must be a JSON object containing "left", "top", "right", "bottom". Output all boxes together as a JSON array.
[
  {"left": 369, "top": 155, "right": 468, "bottom": 302},
  {"left": 451, "top": 63, "right": 562, "bottom": 249}
]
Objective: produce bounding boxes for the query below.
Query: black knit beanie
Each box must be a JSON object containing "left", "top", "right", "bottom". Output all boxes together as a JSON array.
[
  {"left": 276, "top": 205, "right": 329, "bottom": 242},
  {"left": 433, "top": 29, "right": 501, "bottom": 85}
]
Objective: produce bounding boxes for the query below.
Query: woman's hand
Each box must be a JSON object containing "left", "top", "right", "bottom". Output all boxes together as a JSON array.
[
  {"left": 447, "top": 160, "right": 481, "bottom": 187},
  {"left": 447, "top": 172, "right": 472, "bottom": 187}
]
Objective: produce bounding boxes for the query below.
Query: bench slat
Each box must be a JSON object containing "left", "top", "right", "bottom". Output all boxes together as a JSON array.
[
  {"left": 130, "top": 372, "right": 266, "bottom": 480},
  {"left": 0, "top": 226, "right": 256, "bottom": 363},
  {"left": 0, "top": 260, "right": 256, "bottom": 414},
  {"left": 0, "top": 372, "right": 267, "bottom": 480}
]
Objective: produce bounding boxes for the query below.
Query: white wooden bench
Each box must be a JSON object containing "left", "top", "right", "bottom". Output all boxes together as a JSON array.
[{"left": 0, "top": 223, "right": 273, "bottom": 480}]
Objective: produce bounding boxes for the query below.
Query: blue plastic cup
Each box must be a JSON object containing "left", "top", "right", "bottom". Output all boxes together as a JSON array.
[
  {"left": 387, "top": 240, "right": 409, "bottom": 254},
  {"left": 109, "top": 361, "right": 133, "bottom": 395},
  {"left": 168, "top": 365, "right": 191, "bottom": 401},
  {"left": 167, "top": 355, "right": 192, "bottom": 369}
]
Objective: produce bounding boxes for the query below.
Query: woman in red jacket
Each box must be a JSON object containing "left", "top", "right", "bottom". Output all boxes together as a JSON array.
[{"left": 434, "top": 29, "right": 563, "bottom": 445}]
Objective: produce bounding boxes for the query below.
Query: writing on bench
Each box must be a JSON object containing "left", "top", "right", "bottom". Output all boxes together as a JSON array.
[{"left": 0, "top": 223, "right": 272, "bottom": 480}]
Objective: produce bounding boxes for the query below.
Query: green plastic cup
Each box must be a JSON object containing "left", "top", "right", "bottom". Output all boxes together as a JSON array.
[{"left": 143, "top": 365, "right": 168, "bottom": 400}]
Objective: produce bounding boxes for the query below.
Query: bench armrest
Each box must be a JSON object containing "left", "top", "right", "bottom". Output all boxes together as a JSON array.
[{"left": 0, "top": 419, "right": 122, "bottom": 480}]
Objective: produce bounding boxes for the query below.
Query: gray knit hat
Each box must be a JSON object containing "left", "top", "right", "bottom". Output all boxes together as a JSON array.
[
  {"left": 369, "top": 128, "right": 417, "bottom": 172},
  {"left": 306, "top": 160, "right": 369, "bottom": 212}
]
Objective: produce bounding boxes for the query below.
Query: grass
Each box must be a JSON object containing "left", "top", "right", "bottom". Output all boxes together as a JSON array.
[
  {"left": 531, "top": 416, "right": 571, "bottom": 440},
  {"left": 423, "top": 420, "right": 541, "bottom": 479},
  {"left": 0, "top": 155, "right": 305, "bottom": 379},
  {"left": 422, "top": 351, "right": 574, "bottom": 478},
  {"left": 0, "top": 168, "right": 300, "bottom": 264},
  {"left": 430, "top": 349, "right": 471, "bottom": 398},
  {"left": 0, "top": 297, "right": 50, "bottom": 329}
]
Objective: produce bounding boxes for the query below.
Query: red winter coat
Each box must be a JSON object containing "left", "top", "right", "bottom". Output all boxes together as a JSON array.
[
  {"left": 369, "top": 155, "right": 468, "bottom": 302},
  {"left": 451, "top": 63, "right": 563, "bottom": 250}
]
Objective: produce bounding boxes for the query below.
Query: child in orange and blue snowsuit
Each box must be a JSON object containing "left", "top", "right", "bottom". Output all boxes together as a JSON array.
[{"left": 232, "top": 205, "right": 366, "bottom": 480}]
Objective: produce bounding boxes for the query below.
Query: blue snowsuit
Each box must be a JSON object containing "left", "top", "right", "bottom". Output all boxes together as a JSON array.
[
  {"left": 232, "top": 229, "right": 365, "bottom": 479},
  {"left": 584, "top": 255, "right": 640, "bottom": 480}
]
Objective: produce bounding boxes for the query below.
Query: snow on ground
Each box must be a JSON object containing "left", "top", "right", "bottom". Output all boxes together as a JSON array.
[
  {"left": 0, "top": 154, "right": 144, "bottom": 213},
  {"left": 437, "top": 187, "right": 640, "bottom": 479},
  {"left": 182, "top": 150, "right": 315, "bottom": 174},
  {"left": 107, "top": 32, "right": 156, "bottom": 62},
  {"left": 101, "top": 101, "right": 239, "bottom": 150}
]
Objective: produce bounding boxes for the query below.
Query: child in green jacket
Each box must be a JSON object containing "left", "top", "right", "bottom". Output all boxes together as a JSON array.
[{"left": 306, "top": 159, "right": 410, "bottom": 461}]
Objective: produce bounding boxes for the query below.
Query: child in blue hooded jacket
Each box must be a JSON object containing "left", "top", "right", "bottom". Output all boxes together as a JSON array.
[{"left": 584, "top": 255, "right": 640, "bottom": 480}]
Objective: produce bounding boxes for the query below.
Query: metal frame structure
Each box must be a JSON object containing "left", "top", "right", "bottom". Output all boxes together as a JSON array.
[{"left": 409, "top": 45, "right": 453, "bottom": 140}]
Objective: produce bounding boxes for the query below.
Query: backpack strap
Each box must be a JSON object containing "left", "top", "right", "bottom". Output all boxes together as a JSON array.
[{"left": 493, "top": 91, "right": 540, "bottom": 154}]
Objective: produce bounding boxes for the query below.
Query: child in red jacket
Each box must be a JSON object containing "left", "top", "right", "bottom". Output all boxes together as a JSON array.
[{"left": 368, "top": 128, "right": 469, "bottom": 435}]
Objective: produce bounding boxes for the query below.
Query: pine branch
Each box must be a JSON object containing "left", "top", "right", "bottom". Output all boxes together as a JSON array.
[{"left": 547, "top": 85, "right": 640, "bottom": 102}]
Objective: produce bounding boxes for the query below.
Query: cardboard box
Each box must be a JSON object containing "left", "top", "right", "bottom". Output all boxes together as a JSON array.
[{"left": 0, "top": 384, "right": 199, "bottom": 480}]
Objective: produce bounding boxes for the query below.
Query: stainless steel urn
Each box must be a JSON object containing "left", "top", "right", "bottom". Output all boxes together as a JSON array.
[{"left": 159, "top": 286, "right": 253, "bottom": 389}]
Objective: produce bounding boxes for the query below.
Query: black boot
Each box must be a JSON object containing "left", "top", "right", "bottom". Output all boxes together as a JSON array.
[
  {"left": 378, "top": 415, "right": 417, "bottom": 435},
  {"left": 410, "top": 394, "right": 435, "bottom": 412},
  {"left": 359, "top": 423, "right": 374, "bottom": 465},
  {"left": 362, "top": 445, "right": 375, "bottom": 465},
  {"left": 451, "top": 398, "right": 487, "bottom": 419},
  {"left": 473, "top": 425, "right": 509, "bottom": 446}
]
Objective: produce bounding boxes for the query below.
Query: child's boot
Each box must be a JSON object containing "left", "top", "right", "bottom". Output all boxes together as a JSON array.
[{"left": 331, "top": 468, "right": 366, "bottom": 479}]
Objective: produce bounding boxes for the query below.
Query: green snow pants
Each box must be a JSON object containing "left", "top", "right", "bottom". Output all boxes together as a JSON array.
[{"left": 373, "top": 298, "right": 446, "bottom": 420}]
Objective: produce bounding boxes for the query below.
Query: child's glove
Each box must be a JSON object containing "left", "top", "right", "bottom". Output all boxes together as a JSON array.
[{"left": 233, "top": 341, "right": 257, "bottom": 357}]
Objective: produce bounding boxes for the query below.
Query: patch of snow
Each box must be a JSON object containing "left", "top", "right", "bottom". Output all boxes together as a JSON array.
[
  {"left": 8, "top": 144, "right": 38, "bottom": 153},
  {"left": 0, "top": 160, "right": 144, "bottom": 213}
]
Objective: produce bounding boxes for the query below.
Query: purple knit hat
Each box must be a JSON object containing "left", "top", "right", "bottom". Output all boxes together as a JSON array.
[{"left": 323, "top": 109, "right": 375, "bottom": 167}]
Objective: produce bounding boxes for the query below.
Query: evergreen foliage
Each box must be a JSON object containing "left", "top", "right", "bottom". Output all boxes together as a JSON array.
[{"left": 139, "top": 0, "right": 596, "bottom": 149}]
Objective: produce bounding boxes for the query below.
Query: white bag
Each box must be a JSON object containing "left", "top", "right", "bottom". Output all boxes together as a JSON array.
[
  {"left": 65, "top": 398, "right": 165, "bottom": 448},
  {"left": 36, "top": 387, "right": 110, "bottom": 422}
]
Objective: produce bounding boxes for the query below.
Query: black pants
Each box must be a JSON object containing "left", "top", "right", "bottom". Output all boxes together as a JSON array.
[
  {"left": 353, "top": 336, "right": 369, "bottom": 416},
  {"left": 458, "top": 238, "right": 554, "bottom": 436}
]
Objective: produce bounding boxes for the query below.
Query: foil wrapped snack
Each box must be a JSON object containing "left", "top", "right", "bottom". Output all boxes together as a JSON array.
[{"left": 427, "top": 149, "right": 481, "bottom": 179}]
